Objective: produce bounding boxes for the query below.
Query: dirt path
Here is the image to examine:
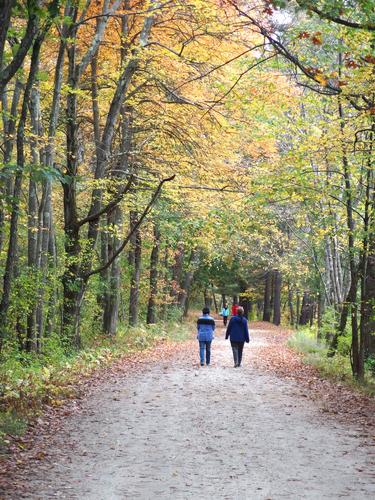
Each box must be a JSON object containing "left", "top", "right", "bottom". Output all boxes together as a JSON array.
[{"left": 7, "top": 323, "right": 375, "bottom": 499}]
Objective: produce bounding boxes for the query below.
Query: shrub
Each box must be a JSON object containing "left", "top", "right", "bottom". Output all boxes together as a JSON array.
[
  {"left": 288, "top": 327, "right": 352, "bottom": 381},
  {"left": 365, "top": 356, "right": 375, "bottom": 377}
]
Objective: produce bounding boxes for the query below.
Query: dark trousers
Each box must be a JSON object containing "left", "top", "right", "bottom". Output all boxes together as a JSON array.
[
  {"left": 231, "top": 341, "right": 245, "bottom": 366},
  {"left": 223, "top": 316, "right": 228, "bottom": 326},
  {"left": 199, "top": 341, "right": 212, "bottom": 365}
]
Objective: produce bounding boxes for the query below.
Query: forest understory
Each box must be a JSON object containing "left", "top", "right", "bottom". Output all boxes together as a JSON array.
[{"left": 1, "top": 320, "right": 375, "bottom": 499}]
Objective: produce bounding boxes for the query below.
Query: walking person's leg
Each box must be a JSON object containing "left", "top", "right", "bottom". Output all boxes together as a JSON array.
[
  {"left": 199, "top": 341, "right": 205, "bottom": 366},
  {"left": 231, "top": 341, "right": 239, "bottom": 367},
  {"left": 223, "top": 316, "right": 227, "bottom": 326},
  {"left": 237, "top": 342, "right": 245, "bottom": 366},
  {"left": 206, "top": 341, "right": 211, "bottom": 365}
]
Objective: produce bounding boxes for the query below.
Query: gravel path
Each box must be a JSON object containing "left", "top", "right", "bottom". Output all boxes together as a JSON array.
[{"left": 9, "top": 324, "right": 375, "bottom": 499}]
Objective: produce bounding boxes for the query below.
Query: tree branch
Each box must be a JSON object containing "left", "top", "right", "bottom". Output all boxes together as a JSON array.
[
  {"left": 202, "top": 53, "right": 277, "bottom": 116},
  {"left": 0, "top": 0, "right": 60, "bottom": 91},
  {"left": 76, "top": 0, "right": 122, "bottom": 81},
  {"left": 296, "top": 1, "right": 375, "bottom": 31},
  {"left": 229, "top": 2, "right": 341, "bottom": 94},
  {"left": 174, "top": 43, "right": 269, "bottom": 92},
  {"left": 76, "top": 175, "right": 134, "bottom": 227},
  {"left": 83, "top": 175, "right": 175, "bottom": 278}
]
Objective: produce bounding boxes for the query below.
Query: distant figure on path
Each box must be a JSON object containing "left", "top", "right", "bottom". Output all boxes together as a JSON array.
[
  {"left": 231, "top": 302, "right": 239, "bottom": 316},
  {"left": 197, "top": 307, "right": 215, "bottom": 367},
  {"left": 225, "top": 306, "right": 250, "bottom": 367},
  {"left": 220, "top": 303, "right": 230, "bottom": 326}
]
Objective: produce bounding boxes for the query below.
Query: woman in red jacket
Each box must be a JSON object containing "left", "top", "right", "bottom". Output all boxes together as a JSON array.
[{"left": 231, "top": 302, "right": 239, "bottom": 316}]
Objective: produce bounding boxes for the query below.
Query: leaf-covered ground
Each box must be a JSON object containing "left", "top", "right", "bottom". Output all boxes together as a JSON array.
[
  {"left": 250, "top": 322, "right": 375, "bottom": 430},
  {"left": 1, "top": 321, "right": 375, "bottom": 498}
]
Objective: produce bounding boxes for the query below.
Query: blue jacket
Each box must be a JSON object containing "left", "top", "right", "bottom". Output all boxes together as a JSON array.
[
  {"left": 225, "top": 315, "right": 250, "bottom": 343},
  {"left": 220, "top": 307, "right": 229, "bottom": 317},
  {"left": 197, "top": 314, "right": 215, "bottom": 342}
]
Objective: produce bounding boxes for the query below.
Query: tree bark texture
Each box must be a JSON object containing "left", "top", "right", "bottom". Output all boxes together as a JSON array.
[
  {"left": 273, "top": 270, "right": 281, "bottom": 326},
  {"left": 262, "top": 271, "right": 272, "bottom": 322},
  {"left": 128, "top": 211, "right": 142, "bottom": 326},
  {"left": 146, "top": 225, "right": 160, "bottom": 324}
]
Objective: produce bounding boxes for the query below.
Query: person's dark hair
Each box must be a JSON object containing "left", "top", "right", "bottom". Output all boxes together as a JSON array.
[
  {"left": 237, "top": 306, "right": 244, "bottom": 316},
  {"left": 202, "top": 307, "right": 210, "bottom": 315}
]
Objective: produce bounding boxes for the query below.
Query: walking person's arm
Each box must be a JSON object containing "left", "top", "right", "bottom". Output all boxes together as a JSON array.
[
  {"left": 210, "top": 317, "right": 216, "bottom": 338},
  {"left": 225, "top": 318, "right": 232, "bottom": 340}
]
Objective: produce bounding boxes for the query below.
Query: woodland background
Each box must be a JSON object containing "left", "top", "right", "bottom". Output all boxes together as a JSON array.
[{"left": 0, "top": 0, "right": 374, "bottom": 434}]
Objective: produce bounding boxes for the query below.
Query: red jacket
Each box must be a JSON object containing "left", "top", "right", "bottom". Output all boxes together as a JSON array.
[{"left": 231, "top": 304, "right": 239, "bottom": 316}]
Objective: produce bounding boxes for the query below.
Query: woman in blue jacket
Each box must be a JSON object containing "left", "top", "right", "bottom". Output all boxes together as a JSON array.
[
  {"left": 225, "top": 306, "right": 250, "bottom": 367},
  {"left": 197, "top": 307, "right": 215, "bottom": 366},
  {"left": 220, "top": 304, "right": 230, "bottom": 326}
]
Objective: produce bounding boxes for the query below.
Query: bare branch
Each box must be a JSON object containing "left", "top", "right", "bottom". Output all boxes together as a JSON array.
[
  {"left": 174, "top": 44, "right": 268, "bottom": 92},
  {"left": 202, "top": 53, "right": 277, "bottom": 116},
  {"left": 83, "top": 175, "right": 176, "bottom": 278},
  {"left": 76, "top": 175, "right": 134, "bottom": 227},
  {"left": 228, "top": 2, "right": 341, "bottom": 95}
]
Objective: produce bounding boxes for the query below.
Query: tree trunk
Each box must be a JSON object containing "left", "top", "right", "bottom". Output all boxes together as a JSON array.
[
  {"left": 103, "top": 207, "right": 122, "bottom": 335},
  {"left": 170, "top": 245, "right": 184, "bottom": 304},
  {"left": 204, "top": 288, "right": 211, "bottom": 308},
  {"left": 288, "top": 284, "right": 294, "bottom": 326},
  {"left": 61, "top": 15, "right": 83, "bottom": 349},
  {"left": 273, "top": 270, "right": 281, "bottom": 326},
  {"left": 0, "top": 79, "right": 22, "bottom": 253},
  {"left": 221, "top": 294, "right": 227, "bottom": 308},
  {"left": 102, "top": 92, "right": 133, "bottom": 333},
  {"left": 211, "top": 284, "right": 218, "bottom": 314},
  {"left": 147, "top": 224, "right": 160, "bottom": 324},
  {"left": 25, "top": 69, "right": 45, "bottom": 352},
  {"left": 360, "top": 127, "right": 375, "bottom": 360},
  {"left": 128, "top": 211, "right": 142, "bottom": 326},
  {"left": 317, "top": 292, "right": 323, "bottom": 339},
  {"left": 248, "top": 301, "right": 253, "bottom": 320},
  {"left": 0, "top": 37, "right": 42, "bottom": 349},
  {"left": 310, "top": 300, "right": 315, "bottom": 327},
  {"left": 299, "top": 292, "right": 310, "bottom": 325},
  {"left": 296, "top": 291, "right": 301, "bottom": 328},
  {"left": 178, "top": 250, "right": 198, "bottom": 315},
  {"left": 25, "top": 174, "right": 39, "bottom": 352},
  {"left": 35, "top": 31, "right": 66, "bottom": 348},
  {"left": 262, "top": 271, "right": 272, "bottom": 322},
  {"left": 363, "top": 245, "right": 375, "bottom": 357},
  {"left": 160, "top": 244, "right": 169, "bottom": 320},
  {"left": 332, "top": 96, "right": 361, "bottom": 377}
]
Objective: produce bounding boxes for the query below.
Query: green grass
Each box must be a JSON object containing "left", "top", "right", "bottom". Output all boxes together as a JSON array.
[
  {"left": 288, "top": 328, "right": 327, "bottom": 355},
  {"left": 288, "top": 328, "right": 375, "bottom": 393}
]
